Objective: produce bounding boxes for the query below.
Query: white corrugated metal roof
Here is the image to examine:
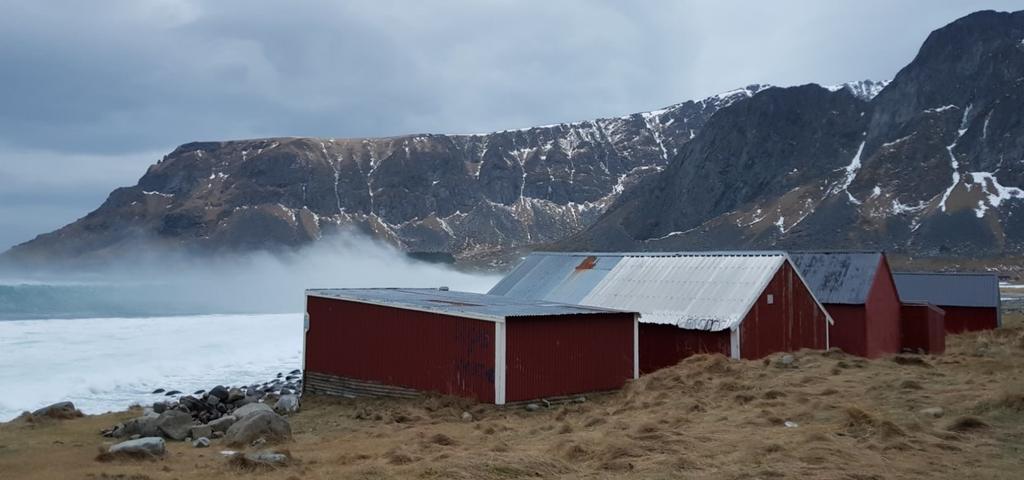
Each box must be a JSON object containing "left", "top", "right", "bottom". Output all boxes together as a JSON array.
[
  {"left": 579, "top": 254, "right": 786, "bottom": 331},
  {"left": 306, "top": 288, "right": 632, "bottom": 323},
  {"left": 490, "top": 251, "right": 825, "bottom": 332}
]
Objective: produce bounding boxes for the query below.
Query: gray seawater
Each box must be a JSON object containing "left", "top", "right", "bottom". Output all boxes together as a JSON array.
[{"left": 0, "top": 283, "right": 302, "bottom": 421}]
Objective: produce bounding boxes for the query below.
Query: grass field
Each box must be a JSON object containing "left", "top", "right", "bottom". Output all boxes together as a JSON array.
[{"left": 2, "top": 313, "right": 1023, "bottom": 479}]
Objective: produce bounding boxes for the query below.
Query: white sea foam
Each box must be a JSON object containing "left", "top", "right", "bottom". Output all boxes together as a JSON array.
[{"left": 0, "top": 313, "right": 302, "bottom": 421}]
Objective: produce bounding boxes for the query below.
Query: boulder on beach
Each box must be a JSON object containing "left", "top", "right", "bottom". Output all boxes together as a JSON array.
[
  {"left": 274, "top": 394, "right": 300, "bottom": 414},
  {"left": 233, "top": 402, "right": 273, "bottom": 420},
  {"left": 189, "top": 424, "right": 213, "bottom": 440},
  {"left": 227, "top": 450, "right": 292, "bottom": 469},
  {"left": 227, "top": 387, "right": 245, "bottom": 403},
  {"left": 224, "top": 410, "right": 291, "bottom": 447},
  {"left": 209, "top": 385, "right": 230, "bottom": 402},
  {"left": 208, "top": 415, "right": 238, "bottom": 433},
  {"left": 155, "top": 410, "right": 193, "bottom": 441},
  {"left": 104, "top": 437, "right": 166, "bottom": 458},
  {"left": 31, "top": 401, "right": 83, "bottom": 420},
  {"left": 112, "top": 415, "right": 161, "bottom": 438},
  {"left": 178, "top": 395, "right": 209, "bottom": 413}
]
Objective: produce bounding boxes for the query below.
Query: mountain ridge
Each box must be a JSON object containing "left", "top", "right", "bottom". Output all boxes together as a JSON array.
[
  {"left": 1, "top": 84, "right": 778, "bottom": 265},
  {"left": 6, "top": 10, "right": 1024, "bottom": 268},
  {"left": 566, "top": 9, "right": 1024, "bottom": 262}
]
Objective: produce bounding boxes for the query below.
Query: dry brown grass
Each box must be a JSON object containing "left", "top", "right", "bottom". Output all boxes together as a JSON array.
[{"left": 3, "top": 313, "right": 1024, "bottom": 479}]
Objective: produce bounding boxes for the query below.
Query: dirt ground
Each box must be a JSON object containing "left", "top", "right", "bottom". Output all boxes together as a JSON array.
[{"left": 2, "top": 313, "right": 1023, "bottom": 480}]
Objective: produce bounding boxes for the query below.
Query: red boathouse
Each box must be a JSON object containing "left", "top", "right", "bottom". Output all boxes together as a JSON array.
[
  {"left": 893, "top": 273, "right": 1001, "bottom": 333},
  {"left": 900, "top": 303, "right": 946, "bottom": 354},
  {"left": 303, "top": 288, "right": 638, "bottom": 404},
  {"left": 489, "top": 251, "right": 833, "bottom": 372},
  {"left": 790, "top": 252, "right": 902, "bottom": 358}
]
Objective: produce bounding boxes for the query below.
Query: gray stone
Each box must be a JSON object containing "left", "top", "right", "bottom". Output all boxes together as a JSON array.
[
  {"left": 461, "top": 411, "right": 473, "bottom": 422},
  {"left": 189, "top": 425, "right": 213, "bottom": 439},
  {"left": 179, "top": 395, "right": 208, "bottom": 413},
  {"left": 206, "top": 395, "right": 221, "bottom": 407},
  {"left": 224, "top": 410, "right": 292, "bottom": 447},
  {"left": 246, "top": 451, "right": 289, "bottom": 465},
  {"left": 155, "top": 410, "right": 193, "bottom": 441},
  {"left": 116, "top": 415, "right": 161, "bottom": 438},
  {"left": 192, "top": 437, "right": 211, "bottom": 448},
  {"left": 274, "top": 394, "right": 300, "bottom": 414},
  {"left": 152, "top": 402, "right": 167, "bottom": 414},
  {"left": 525, "top": 403, "right": 541, "bottom": 412},
  {"left": 233, "top": 402, "right": 273, "bottom": 420},
  {"left": 108, "top": 437, "right": 166, "bottom": 457},
  {"left": 779, "top": 354, "right": 796, "bottom": 367},
  {"left": 31, "top": 401, "right": 81, "bottom": 419},
  {"left": 920, "top": 407, "right": 944, "bottom": 418},
  {"left": 227, "top": 387, "right": 245, "bottom": 403},
  {"left": 208, "top": 385, "right": 230, "bottom": 401}
]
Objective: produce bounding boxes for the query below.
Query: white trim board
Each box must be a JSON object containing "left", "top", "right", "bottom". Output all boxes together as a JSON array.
[{"left": 494, "top": 323, "right": 507, "bottom": 405}]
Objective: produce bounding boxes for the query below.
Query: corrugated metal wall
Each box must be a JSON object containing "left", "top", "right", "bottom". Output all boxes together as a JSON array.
[
  {"left": 504, "top": 313, "right": 634, "bottom": 402},
  {"left": 900, "top": 304, "right": 945, "bottom": 354},
  {"left": 823, "top": 257, "right": 903, "bottom": 358},
  {"left": 937, "top": 306, "right": 999, "bottom": 333},
  {"left": 740, "top": 261, "right": 828, "bottom": 359},
  {"left": 638, "top": 324, "right": 730, "bottom": 373},
  {"left": 305, "top": 296, "right": 496, "bottom": 403},
  {"left": 863, "top": 257, "right": 902, "bottom": 357}
]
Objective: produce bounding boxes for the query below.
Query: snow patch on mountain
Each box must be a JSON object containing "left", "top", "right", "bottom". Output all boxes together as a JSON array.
[
  {"left": 824, "top": 80, "right": 890, "bottom": 101},
  {"left": 939, "top": 104, "right": 972, "bottom": 212},
  {"left": 967, "top": 172, "right": 1024, "bottom": 218}
]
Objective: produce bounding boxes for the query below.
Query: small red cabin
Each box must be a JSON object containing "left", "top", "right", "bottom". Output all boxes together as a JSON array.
[
  {"left": 303, "top": 288, "right": 638, "bottom": 404},
  {"left": 791, "top": 252, "right": 902, "bottom": 358},
  {"left": 893, "top": 273, "right": 1001, "bottom": 333},
  {"left": 489, "top": 251, "right": 833, "bottom": 372},
  {"left": 900, "top": 303, "right": 946, "bottom": 354}
]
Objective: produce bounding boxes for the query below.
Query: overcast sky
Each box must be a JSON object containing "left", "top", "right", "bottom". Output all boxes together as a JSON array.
[{"left": 0, "top": 0, "right": 1020, "bottom": 252}]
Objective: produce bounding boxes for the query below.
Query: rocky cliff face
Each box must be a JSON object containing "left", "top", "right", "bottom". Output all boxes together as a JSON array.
[
  {"left": 7, "top": 10, "right": 1024, "bottom": 266},
  {"left": 3, "top": 86, "right": 768, "bottom": 264},
  {"left": 569, "top": 10, "right": 1024, "bottom": 260}
]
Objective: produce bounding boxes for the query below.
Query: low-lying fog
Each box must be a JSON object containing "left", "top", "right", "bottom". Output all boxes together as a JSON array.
[{"left": 0, "top": 233, "right": 503, "bottom": 319}]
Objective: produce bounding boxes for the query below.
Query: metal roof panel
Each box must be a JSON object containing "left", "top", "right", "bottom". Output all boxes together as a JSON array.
[
  {"left": 490, "top": 251, "right": 793, "bottom": 331},
  {"left": 892, "top": 273, "right": 1000, "bottom": 308},
  {"left": 306, "top": 288, "right": 630, "bottom": 323},
  {"left": 790, "top": 252, "right": 883, "bottom": 305}
]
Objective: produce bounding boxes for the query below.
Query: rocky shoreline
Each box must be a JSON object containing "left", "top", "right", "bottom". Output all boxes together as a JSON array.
[{"left": 18, "top": 370, "right": 304, "bottom": 468}]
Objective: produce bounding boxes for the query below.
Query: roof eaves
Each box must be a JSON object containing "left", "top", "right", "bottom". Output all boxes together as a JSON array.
[{"left": 305, "top": 290, "right": 508, "bottom": 323}]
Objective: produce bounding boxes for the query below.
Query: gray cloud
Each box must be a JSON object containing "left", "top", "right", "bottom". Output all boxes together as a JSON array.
[{"left": 0, "top": 0, "right": 1020, "bottom": 250}]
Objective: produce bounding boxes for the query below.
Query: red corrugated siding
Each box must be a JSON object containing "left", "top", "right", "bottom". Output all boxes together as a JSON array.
[
  {"left": 305, "top": 296, "right": 496, "bottom": 403},
  {"left": 937, "top": 306, "right": 998, "bottom": 333},
  {"left": 505, "top": 313, "right": 635, "bottom": 402},
  {"left": 638, "top": 324, "right": 731, "bottom": 374},
  {"left": 900, "top": 304, "right": 946, "bottom": 354},
  {"left": 863, "top": 257, "right": 902, "bottom": 358},
  {"left": 825, "top": 257, "right": 903, "bottom": 358},
  {"left": 824, "top": 304, "right": 866, "bottom": 356},
  {"left": 740, "top": 261, "right": 829, "bottom": 359}
]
